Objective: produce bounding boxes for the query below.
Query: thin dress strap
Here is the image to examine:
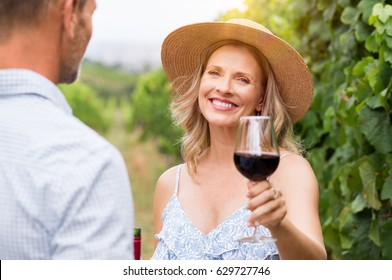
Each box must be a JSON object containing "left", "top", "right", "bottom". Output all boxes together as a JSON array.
[
  {"left": 174, "top": 164, "right": 182, "bottom": 195},
  {"left": 280, "top": 152, "right": 293, "bottom": 159}
]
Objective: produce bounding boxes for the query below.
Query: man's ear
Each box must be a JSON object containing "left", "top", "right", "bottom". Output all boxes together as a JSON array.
[{"left": 63, "top": 0, "right": 79, "bottom": 39}]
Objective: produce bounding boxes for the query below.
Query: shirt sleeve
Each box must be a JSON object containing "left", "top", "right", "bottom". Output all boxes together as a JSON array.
[{"left": 49, "top": 145, "right": 134, "bottom": 259}]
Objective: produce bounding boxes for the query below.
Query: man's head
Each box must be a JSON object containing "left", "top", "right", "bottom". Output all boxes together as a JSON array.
[{"left": 0, "top": 0, "right": 96, "bottom": 84}]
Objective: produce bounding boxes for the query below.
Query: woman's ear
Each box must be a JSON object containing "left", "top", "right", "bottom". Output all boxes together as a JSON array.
[
  {"left": 63, "top": 0, "right": 79, "bottom": 39},
  {"left": 256, "top": 97, "right": 263, "bottom": 112}
]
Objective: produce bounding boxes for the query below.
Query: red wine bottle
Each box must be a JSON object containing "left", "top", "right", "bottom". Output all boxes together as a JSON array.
[{"left": 133, "top": 228, "right": 141, "bottom": 260}]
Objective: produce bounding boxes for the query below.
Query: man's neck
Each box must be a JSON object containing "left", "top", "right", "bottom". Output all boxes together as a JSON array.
[{"left": 0, "top": 28, "right": 61, "bottom": 83}]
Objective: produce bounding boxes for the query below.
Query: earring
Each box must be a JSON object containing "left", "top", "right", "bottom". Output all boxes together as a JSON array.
[{"left": 256, "top": 110, "right": 261, "bottom": 116}]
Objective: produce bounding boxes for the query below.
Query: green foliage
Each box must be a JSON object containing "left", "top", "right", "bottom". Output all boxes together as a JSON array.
[
  {"left": 59, "top": 61, "right": 138, "bottom": 135},
  {"left": 80, "top": 59, "right": 138, "bottom": 101},
  {"left": 130, "top": 69, "right": 182, "bottom": 157},
  {"left": 229, "top": 0, "right": 392, "bottom": 259},
  {"left": 300, "top": 0, "right": 391, "bottom": 260},
  {"left": 59, "top": 81, "right": 112, "bottom": 134}
]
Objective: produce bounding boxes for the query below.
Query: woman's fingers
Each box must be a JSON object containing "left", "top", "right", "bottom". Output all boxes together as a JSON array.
[
  {"left": 246, "top": 180, "right": 286, "bottom": 228},
  {"left": 247, "top": 198, "right": 286, "bottom": 227},
  {"left": 247, "top": 181, "right": 279, "bottom": 208}
]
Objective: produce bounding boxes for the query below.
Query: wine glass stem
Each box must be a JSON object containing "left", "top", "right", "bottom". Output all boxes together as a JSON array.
[{"left": 252, "top": 226, "right": 259, "bottom": 240}]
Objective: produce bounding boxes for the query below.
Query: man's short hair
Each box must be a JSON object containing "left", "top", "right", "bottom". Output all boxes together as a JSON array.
[{"left": 0, "top": 0, "right": 86, "bottom": 42}]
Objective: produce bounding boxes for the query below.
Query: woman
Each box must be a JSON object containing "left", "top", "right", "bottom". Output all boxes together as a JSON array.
[{"left": 152, "top": 19, "right": 327, "bottom": 260}]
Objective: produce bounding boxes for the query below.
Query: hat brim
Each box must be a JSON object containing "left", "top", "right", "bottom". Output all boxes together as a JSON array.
[{"left": 161, "top": 20, "right": 313, "bottom": 123}]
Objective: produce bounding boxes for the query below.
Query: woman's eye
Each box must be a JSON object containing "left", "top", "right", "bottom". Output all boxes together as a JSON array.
[
  {"left": 238, "top": 77, "right": 250, "bottom": 84},
  {"left": 208, "top": 70, "right": 220, "bottom": 76}
]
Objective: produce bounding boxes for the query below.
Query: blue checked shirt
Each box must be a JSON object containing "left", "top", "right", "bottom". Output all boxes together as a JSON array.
[{"left": 0, "top": 69, "right": 134, "bottom": 259}]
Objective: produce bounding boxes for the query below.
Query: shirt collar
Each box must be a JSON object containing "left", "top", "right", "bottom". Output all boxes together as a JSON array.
[{"left": 0, "top": 69, "right": 72, "bottom": 115}]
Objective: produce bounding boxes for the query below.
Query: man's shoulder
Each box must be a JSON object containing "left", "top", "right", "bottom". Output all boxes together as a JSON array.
[{"left": 49, "top": 114, "right": 121, "bottom": 164}]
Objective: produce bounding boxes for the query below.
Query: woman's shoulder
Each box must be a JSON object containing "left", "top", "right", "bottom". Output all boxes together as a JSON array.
[
  {"left": 154, "top": 165, "right": 183, "bottom": 222},
  {"left": 276, "top": 150, "right": 316, "bottom": 180},
  {"left": 155, "top": 164, "right": 182, "bottom": 197},
  {"left": 273, "top": 150, "right": 318, "bottom": 193},
  {"left": 157, "top": 164, "right": 181, "bottom": 184}
]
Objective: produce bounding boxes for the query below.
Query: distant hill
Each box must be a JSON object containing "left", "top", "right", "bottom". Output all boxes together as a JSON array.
[
  {"left": 79, "top": 60, "right": 139, "bottom": 100},
  {"left": 85, "top": 41, "right": 162, "bottom": 72}
]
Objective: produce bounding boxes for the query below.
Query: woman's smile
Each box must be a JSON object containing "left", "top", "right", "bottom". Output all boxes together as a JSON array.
[{"left": 209, "top": 98, "right": 238, "bottom": 110}]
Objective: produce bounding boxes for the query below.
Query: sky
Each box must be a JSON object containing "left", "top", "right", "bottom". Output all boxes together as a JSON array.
[{"left": 85, "top": 0, "right": 246, "bottom": 70}]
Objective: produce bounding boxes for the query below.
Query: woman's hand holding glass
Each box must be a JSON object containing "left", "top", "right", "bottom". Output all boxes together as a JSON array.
[{"left": 246, "top": 180, "right": 286, "bottom": 230}]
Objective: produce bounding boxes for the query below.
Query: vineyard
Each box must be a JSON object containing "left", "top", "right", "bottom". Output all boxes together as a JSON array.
[{"left": 60, "top": 0, "right": 392, "bottom": 259}]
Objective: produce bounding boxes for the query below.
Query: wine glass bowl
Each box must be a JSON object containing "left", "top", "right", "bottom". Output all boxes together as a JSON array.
[
  {"left": 233, "top": 116, "right": 280, "bottom": 242},
  {"left": 233, "top": 152, "right": 280, "bottom": 182}
]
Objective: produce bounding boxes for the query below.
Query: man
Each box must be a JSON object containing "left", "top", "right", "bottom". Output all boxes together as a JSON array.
[{"left": 0, "top": 0, "right": 134, "bottom": 259}]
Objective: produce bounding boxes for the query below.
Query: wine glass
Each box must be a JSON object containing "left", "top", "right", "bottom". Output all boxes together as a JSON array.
[{"left": 233, "top": 116, "right": 280, "bottom": 242}]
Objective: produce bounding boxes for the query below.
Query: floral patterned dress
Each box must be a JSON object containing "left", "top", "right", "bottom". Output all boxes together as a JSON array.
[{"left": 152, "top": 164, "right": 279, "bottom": 260}]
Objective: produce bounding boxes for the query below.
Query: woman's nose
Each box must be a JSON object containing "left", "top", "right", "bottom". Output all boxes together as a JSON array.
[{"left": 216, "top": 77, "right": 232, "bottom": 94}]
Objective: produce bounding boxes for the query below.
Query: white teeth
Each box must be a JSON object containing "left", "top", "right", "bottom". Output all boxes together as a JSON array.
[{"left": 212, "top": 99, "right": 236, "bottom": 108}]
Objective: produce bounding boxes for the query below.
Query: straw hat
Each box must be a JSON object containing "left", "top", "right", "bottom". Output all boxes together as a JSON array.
[{"left": 161, "top": 18, "right": 313, "bottom": 124}]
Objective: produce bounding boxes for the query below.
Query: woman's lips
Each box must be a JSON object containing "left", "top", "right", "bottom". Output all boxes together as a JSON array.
[{"left": 209, "top": 98, "right": 238, "bottom": 109}]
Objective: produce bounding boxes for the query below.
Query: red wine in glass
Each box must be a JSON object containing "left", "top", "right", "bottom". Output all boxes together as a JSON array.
[
  {"left": 234, "top": 152, "right": 280, "bottom": 182},
  {"left": 233, "top": 116, "right": 280, "bottom": 243}
]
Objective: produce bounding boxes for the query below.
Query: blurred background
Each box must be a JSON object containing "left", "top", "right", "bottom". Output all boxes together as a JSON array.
[
  {"left": 60, "top": 0, "right": 392, "bottom": 259},
  {"left": 85, "top": 0, "right": 247, "bottom": 71}
]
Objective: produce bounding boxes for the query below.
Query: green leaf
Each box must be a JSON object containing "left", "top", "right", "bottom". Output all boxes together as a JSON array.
[
  {"left": 352, "top": 193, "right": 367, "bottom": 213},
  {"left": 367, "top": 64, "right": 379, "bottom": 90},
  {"left": 367, "top": 61, "right": 391, "bottom": 93},
  {"left": 341, "top": 6, "right": 360, "bottom": 25},
  {"left": 358, "top": 107, "right": 392, "bottom": 154},
  {"left": 369, "top": 4, "right": 382, "bottom": 25},
  {"left": 308, "top": 18, "right": 327, "bottom": 37},
  {"left": 366, "top": 96, "right": 383, "bottom": 109},
  {"left": 372, "top": 3, "right": 392, "bottom": 23},
  {"left": 359, "top": 158, "right": 381, "bottom": 210},
  {"left": 376, "top": 22, "right": 387, "bottom": 35},
  {"left": 381, "top": 169, "right": 392, "bottom": 203},
  {"left": 352, "top": 56, "right": 374, "bottom": 77},
  {"left": 372, "top": 3, "right": 383, "bottom": 16},
  {"left": 356, "top": 81, "right": 373, "bottom": 107},
  {"left": 380, "top": 219, "right": 392, "bottom": 259},
  {"left": 385, "top": 48, "right": 392, "bottom": 64},
  {"left": 342, "top": 211, "right": 380, "bottom": 259},
  {"left": 369, "top": 214, "right": 380, "bottom": 246},
  {"left": 323, "top": 106, "right": 335, "bottom": 132},
  {"left": 372, "top": 75, "right": 389, "bottom": 107},
  {"left": 355, "top": 21, "right": 372, "bottom": 42},
  {"left": 339, "top": 30, "right": 356, "bottom": 53},
  {"left": 323, "top": 3, "right": 336, "bottom": 21},
  {"left": 386, "top": 18, "right": 392, "bottom": 36},
  {"left": 338, "top": 0, "right": 352, "bottom": 8},
  {"left": 339, "top": 206, "right": 354, "bottom": 249},
  {"left": 337, "top": 164, "right": 353, "bottom": 199},
  {"left": 358, "top": 0, "right": 380, "bottom": 22},
  {"left": 365, "top": 34, "right": 379, "bottom": 52}
]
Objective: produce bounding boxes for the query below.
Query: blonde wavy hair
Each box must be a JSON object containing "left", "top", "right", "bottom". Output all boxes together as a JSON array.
[{"left": 170, "top": 40, "right": 303, "bottom": 176}]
